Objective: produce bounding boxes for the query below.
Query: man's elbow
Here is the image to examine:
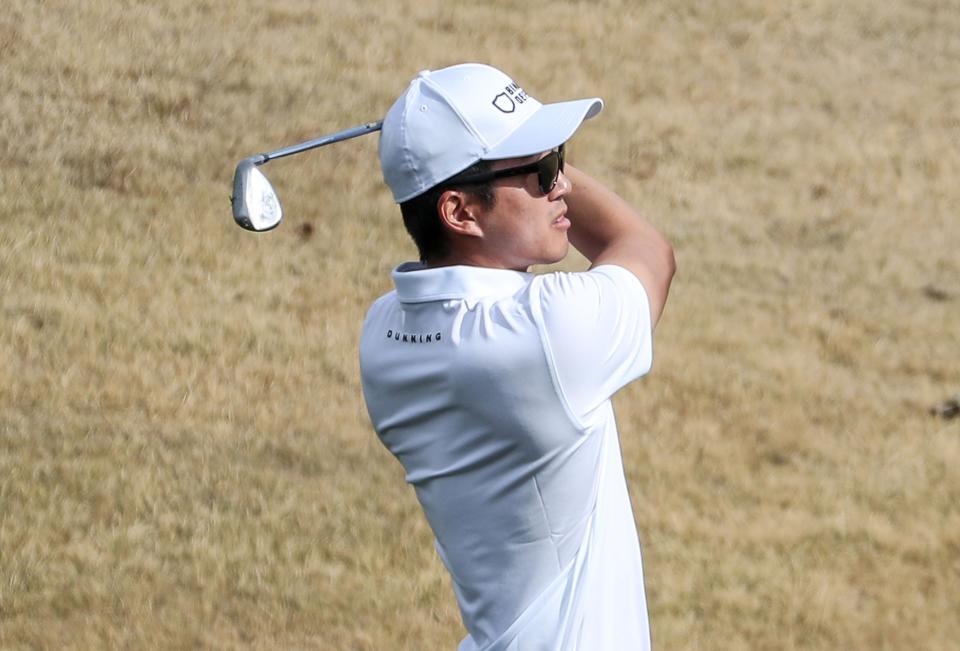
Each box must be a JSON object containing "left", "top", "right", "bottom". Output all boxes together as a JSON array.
[
  {"left": 657, "top": 236, "right": 677, "bottom": 288},
  {"left": 649, "top": 238, "right": 676, "bottom": 327},
  {"left": 664, "top": 240, "right": 677, "bottom": 278}
]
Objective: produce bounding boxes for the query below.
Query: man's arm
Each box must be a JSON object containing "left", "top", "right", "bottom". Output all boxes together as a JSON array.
[{"left": 562, "top": 164, "right": 676, "bottom": 327}]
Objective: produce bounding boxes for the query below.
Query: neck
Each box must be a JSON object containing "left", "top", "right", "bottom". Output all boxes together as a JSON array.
[{"left": 425, "top": 252, "right": 528, "bottom": 272}]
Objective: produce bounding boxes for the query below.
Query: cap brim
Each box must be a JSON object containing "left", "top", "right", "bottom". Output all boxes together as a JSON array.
[{"left": 483, "top": 98, "right": 603, "bottom": 160}]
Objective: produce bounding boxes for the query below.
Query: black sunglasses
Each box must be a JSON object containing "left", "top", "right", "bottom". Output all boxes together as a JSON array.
[{"left": 450, "top": 145, "right": 565, "bottom": 195}]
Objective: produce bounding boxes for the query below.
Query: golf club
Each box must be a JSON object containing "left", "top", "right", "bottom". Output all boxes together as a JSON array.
[{"left": 230, "top": 120, "right": 383, "bottom": 232}]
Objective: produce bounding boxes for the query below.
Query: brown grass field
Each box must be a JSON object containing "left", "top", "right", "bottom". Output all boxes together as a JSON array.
[{"left": 2, "top": 1, "right": 958, "bottom": 649}]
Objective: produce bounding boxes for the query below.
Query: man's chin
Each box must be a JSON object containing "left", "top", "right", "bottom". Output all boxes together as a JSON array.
[{"left": 535, "top": 241, "right": 570, "bottom": 267}]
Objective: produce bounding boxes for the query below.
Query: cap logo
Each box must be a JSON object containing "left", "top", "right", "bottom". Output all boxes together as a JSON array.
[
  {"left": 492, "top": 93, "right": 515, "bottom": 113},
  {"left": 491, "top": 82, "right": 529, "bottom": 114}
]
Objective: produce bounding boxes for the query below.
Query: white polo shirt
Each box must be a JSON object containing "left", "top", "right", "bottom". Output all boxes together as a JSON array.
[{"left": 359, "top": 263, "right": 654, "bottom": 651}]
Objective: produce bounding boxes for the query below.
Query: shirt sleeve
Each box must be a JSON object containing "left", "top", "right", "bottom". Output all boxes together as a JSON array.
[{"left": 530, "top": 264, "right": 654, "bottom": 428}]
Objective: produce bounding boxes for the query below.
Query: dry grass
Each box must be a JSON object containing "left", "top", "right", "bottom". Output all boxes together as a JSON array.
[{"left": 1, "top": 0, "right": 958, "bottom": 649}]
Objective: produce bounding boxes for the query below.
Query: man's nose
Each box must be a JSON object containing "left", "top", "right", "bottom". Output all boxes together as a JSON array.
[{"left": 550, "top": 171, "right": 572, "bottom": 199}]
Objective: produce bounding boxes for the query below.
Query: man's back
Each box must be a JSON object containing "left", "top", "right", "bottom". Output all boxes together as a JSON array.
[{"left": 360, "top": 262, "right": 655, "bottom": 650}]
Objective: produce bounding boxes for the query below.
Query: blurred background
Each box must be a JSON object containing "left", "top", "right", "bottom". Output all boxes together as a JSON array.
[{"left": 1, "top": 1, "right": 957, "bottom": 648}]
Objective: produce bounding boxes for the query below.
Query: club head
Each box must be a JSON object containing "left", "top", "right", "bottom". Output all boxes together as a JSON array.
[{"left": 231, "top": 157, "right": 282, "bottom": 232}]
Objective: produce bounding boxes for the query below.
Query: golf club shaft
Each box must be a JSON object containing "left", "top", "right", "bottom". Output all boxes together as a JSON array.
[{"left": 254, "top": 120, "right": 383, "bottom": 165}]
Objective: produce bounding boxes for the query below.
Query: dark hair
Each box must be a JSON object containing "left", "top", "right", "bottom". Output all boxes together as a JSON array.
[{"left": 399, "top": 159, "right": 496, "bottom": 263}]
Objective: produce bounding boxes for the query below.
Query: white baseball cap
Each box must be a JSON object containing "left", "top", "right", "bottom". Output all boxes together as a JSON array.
[{"left": 379, "top": 63, "right": 603, "bottom": 203}]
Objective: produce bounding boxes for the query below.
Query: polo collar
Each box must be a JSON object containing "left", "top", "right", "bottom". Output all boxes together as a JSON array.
[{"left": 392, "top": 262, "right": 532, "bottom": 303}]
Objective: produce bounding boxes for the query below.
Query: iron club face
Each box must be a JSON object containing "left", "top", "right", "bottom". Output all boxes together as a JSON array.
[{"left": 231, "top": 157, "right": 282, "bottom": 232}]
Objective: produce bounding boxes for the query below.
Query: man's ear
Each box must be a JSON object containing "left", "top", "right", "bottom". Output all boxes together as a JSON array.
[{"left": 437, "top": 190, "right": 484, "bottom": 238}]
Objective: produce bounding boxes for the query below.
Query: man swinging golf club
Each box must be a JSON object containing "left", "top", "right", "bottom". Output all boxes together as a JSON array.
[{"left": 359, "top": 63, "right": 676, "bottom": 650}]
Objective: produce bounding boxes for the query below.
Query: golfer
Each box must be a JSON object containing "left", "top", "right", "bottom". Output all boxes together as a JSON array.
[{"left": 360, "top": 63, "right": 675, "bottom": 650}]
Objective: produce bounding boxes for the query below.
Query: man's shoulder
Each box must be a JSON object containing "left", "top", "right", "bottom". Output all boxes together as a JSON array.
[
  {"left": 362, "top": 290, "right": 399, "bottom": 325},
  {"left": 369, "top": 289, "right": 398, "bottom": 307},
  {"left": 531, "top": 264, "right": 647, "bottom": 310},
  {"left": 535, "top": 263, "right": 644, "bottom": 287},
  {"left": 529, "top": 265, "right": 655, "bottom": 417}
]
